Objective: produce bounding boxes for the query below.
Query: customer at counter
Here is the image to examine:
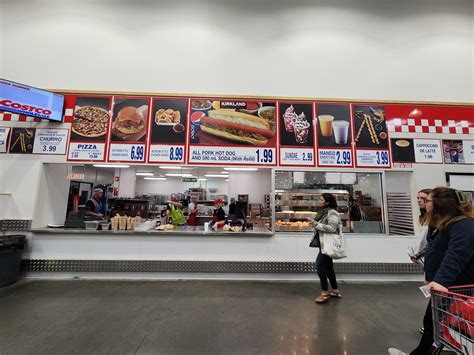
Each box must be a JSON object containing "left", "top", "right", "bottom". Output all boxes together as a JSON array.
[
  {"left": 187, "top": 196, "right": 199, "bottom": 226},
  {"left": 211, "top": 198, "right": 226, "bottom": 228},
  {"left": 85, "top": 188, "right": 105, "bottom": 221},
  {"left": 166, "top": 194, "right": 186, "bottom": 226}
]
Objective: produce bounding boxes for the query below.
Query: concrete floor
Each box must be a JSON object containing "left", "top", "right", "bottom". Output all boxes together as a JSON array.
[{"left": 0, "top": 280, "right": 430, "bottom": 355}]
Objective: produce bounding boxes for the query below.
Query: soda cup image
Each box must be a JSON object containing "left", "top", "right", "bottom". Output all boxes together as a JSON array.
[{"left": 332, "top": 120, "right": 349, "bottom": 145}]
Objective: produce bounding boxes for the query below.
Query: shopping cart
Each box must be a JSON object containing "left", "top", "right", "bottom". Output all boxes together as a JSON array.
[{"left": 432, "top": 285, "right": 473, "bottom": 354}]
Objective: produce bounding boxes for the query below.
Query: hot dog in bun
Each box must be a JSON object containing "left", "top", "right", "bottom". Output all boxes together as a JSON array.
[{"left": 200, "top": 109, "right": 274, "bottom": 145}]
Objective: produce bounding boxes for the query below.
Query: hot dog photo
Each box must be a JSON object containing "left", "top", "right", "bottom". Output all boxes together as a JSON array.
[{"left": 189, "top": 99, "right": 276, "bottom": 146}]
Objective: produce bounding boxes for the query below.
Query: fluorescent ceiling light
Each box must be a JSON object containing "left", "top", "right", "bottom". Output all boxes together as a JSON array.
[
  {"left": 197, "top": 178, "right": 208, "bottom": 181},
  {"left": 223, "top": 167, "right": 258, "bottom": 171},
  {"left": 144, "top": 177, "right": 167, "bottom": 181},
  {"left": 93, "top": 164, "right": 130, "bottom": 169},
  {"left": 165, "top": 173, "right": 193, "bottom": 177},
  {"left": 225, "top": 179, "right": 229, "bottom": 182},
  {"left": 220, "top": 171, "right": 230, "bottom": 174},
  {"left": 205, "top": 174, "right": 229, "bottom": 178},
  {"left": 159, "top": 166, "right": 192, "bottom": 170},
  {"left": 136, "top": 172, "right": 154, "bottom": 176}
]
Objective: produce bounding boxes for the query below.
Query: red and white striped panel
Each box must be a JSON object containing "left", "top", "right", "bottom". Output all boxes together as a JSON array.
[{"left": 387, "top": 118, "right": 473, "bottom": 135}]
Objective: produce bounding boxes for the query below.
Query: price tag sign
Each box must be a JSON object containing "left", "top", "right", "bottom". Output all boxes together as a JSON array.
[
  {"left": 189, "top": 146, "right": 276, "bottom": 165},
  {"left": 280, "top": 148, "right": 315, "bottom": 166},
  {"left": 108, "top": 143, "right": 146, "bottom": 162},
  {"left": 0, "top": 127, "right": 10, "bottom": 153},
  {"left": 356, "top": 149, "right": 390, "bottom": 167},
  {"left": 68, "top": 142, "right": 106, "bottom": 161},
  {"left": 318, "top": 149, "right": 352, "bottom": 167},
  {"left": 414, "top": 139, "right": 442, "bottom": 163},
  {"left": 463, "top": 140, "right": 474, "bottom": 164},
  {"left": 149, "top": 145, "right": 185, "bottom": 163},
  {"left": 32, "top": 129, "right": 68, "bottom": 155}
]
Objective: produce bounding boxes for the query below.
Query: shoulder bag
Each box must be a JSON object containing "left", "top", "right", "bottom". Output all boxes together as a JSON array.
[{"left": 321, "top": 224, "right": 347, "bottom": 259}]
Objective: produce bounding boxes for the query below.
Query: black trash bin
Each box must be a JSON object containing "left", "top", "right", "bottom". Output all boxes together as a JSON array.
[{"left": 0, "top": 235, "right": 27, "bottom": 287}]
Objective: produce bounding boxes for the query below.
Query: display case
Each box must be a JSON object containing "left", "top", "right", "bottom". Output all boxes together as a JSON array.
[
  {"left": 274, "top": 171, "right": 385, "bottom": 234},
  {"left": 275, "top": 189, "right": 350, "bottom": 232}
]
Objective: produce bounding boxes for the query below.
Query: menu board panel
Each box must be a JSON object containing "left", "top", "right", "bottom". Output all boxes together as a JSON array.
[
  {"left": 8, "top": 128, "right": 36, "bottom": 154},
  {"left": 315, "top": 103, "right": 353, "bottom": 167},
  {"left": 391, "top": 138, "right": 415, "bottom": 163},
  {"left": 443, "top": 140, "right": 474, "bottom": 164},
  {"left": 279, "top": 102, "right": 315, "bottom": 166},
  {"left": 68, "top": 95, "right": 112, "bottom": 162},
  {"left": 188, "top": 98, "right": 277, "bottom": 165},
  {"left": 32, "top": 128, "right": 69, "bottom": 155},
  {"left": 463, "top": 140, "right": 474, "bottom": 164},
  {"left": 0, "top": 127, "right": 10, "bottom": 153},
  {"left": 413, "top": 139, "right": 442, "bottom": 163},
  {"left": 148, "top": 98, "right": 188, "bottom": 164},
  {"left": 353, "top": 104, "right": 391, "bottom": 168},
  {"left": 107, "top": 96, "right": 149, "bottom": 163}
]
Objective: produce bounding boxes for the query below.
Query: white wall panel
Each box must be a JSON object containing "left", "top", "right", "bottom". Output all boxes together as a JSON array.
[{"left": 0, "top": 0, "right": 472, "bottom": 102}]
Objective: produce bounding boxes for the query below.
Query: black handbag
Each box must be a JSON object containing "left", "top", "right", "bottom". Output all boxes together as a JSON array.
[{"left": 309, "top": 231, "right": 321, "bottom": 248}]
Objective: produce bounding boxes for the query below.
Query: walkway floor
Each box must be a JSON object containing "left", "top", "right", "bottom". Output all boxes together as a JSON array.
[{"left": 0, "top": 280, "right": 432, "bottom": 355}]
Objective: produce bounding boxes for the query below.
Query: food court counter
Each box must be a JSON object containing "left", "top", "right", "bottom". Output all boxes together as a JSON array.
[
  {"left": 23, "top": 228, "right": 416, "bottom": 269},
  {"left": 30, "top": 226, "right": 273, "bottom": 237}
]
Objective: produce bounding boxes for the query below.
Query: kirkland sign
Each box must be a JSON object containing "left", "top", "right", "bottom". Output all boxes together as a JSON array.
[{"left": 0, "top": 79, "right": 64, "bottom": 122}]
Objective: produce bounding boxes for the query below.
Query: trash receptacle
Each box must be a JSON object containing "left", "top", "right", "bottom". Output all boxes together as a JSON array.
[{"left": 0, "top": 235, "right": 27, "bottom": 287}]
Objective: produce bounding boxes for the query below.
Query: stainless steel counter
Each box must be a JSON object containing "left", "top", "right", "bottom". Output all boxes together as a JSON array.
[{"left": 31, "top": 226, "right": 273, "bottom": 237}]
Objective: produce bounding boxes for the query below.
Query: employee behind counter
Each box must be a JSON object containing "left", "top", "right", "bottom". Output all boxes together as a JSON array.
[
  {"left": 211, "top": 198, "right": 226, "bottom": 228},
  {"left": 85, "top": 188, "right": 105, "bottom": 221},
  {"left": 166, "top": 193, "right": 187, "bottom": 226}
]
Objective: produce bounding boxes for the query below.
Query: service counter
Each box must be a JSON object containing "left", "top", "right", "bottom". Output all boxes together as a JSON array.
[
  {"left": 25, "top": 228, "right": 415, "bottom": 266},
  {"left": 31, "top": 226, "right": 273, "bottom": 237}
]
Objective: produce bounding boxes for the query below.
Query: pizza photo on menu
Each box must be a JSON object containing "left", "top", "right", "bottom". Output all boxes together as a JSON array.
[
  {"left": 110, "top": 97, "right": 149, "bottom": 143},
  {"left": 71, "top": 96, "right": 111, "bottom": 142},
  {"left": 189, "top": 99, "right": 277, "bottom": 146}
]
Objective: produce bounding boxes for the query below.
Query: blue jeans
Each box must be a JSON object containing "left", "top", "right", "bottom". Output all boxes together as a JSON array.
[{"left": 316, "top": 251, "right": 338, "bottom": 291}]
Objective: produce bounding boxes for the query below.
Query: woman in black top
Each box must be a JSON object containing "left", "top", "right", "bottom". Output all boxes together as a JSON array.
[
  {"left": 211, "top": 198, "right": 226, "bottom": 228},
  {"left": 389, "top": 187, "right": 474, "bottom": 355}
]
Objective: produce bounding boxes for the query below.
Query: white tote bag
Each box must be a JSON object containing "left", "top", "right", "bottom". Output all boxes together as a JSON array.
[{"left": 321, "top": 224, "right": 347, "bottom": 260}]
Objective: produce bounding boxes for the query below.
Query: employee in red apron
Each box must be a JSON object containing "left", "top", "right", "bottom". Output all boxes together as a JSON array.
[
  {"left": 211, "top": 198, "right": 226, "bottom": 229},
  {"left": 187, "top": 196, "right": 199, "bottom": 226},
  {"left": 85, "top": 188, "right": 105, "bottom": 221}
]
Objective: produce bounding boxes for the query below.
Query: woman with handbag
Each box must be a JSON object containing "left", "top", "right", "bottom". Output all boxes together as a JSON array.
[{"left": 308, "top": 193, "right": 343, "bottom": 304}]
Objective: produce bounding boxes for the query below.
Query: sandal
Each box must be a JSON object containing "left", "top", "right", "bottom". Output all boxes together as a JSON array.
[
  {"left": 329, "top": 290, "right": 342, "bottom": 298},
  {"left": 315, "top": 293, "right": 330, "bottom": 303}
]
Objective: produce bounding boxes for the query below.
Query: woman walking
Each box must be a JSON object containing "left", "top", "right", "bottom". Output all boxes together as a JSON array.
[
  {"left": 389, "top": 187, "right": 474, "bottom": 355},
  {"left": 409, "top": 189, "right": 432, "bottom": 265},
  {"left": 309, "top": 193, "right": 342, "bottom": 304}
]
